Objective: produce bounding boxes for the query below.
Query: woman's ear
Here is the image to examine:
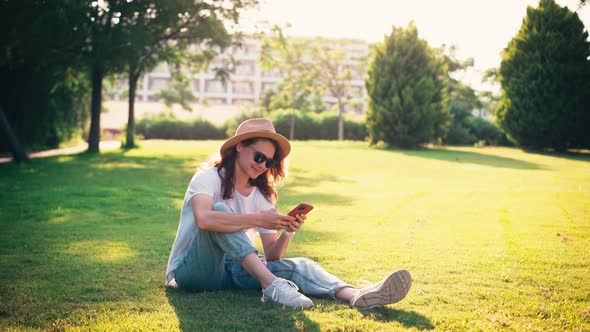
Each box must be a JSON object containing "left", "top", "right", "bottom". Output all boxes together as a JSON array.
[{"left": 236, "top": 142, "right": 243, "bottom": 153}]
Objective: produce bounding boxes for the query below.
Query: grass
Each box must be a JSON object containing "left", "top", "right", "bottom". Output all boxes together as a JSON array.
[{"left": 1, "top": 140, "right": 589, "bottom": 331}]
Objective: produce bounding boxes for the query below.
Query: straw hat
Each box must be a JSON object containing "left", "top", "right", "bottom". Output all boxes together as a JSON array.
[{"left": 220, "top": 118, "right": 291, "bottom": 159}]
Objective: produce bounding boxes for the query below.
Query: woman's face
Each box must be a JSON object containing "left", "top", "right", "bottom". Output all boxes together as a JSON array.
[{"left": 236, "top": 139, "right": 277, "bottom": 180}]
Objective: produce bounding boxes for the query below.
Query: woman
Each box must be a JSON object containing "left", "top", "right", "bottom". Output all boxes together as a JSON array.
[{"left": 166, "top": 118, "right": 412, "bottom": 308}]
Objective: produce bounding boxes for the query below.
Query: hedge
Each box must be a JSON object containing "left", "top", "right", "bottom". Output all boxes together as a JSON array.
[
  {"left": 135, "top": 112, "right": 225, "bottom": 140},
  {"left": 136, "top": 109, "right": 368, "bottom": 141}
]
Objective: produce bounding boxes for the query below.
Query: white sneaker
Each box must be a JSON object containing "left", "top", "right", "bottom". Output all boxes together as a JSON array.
[
  {"left": 262, "top": 278, "right": 314, "bottom": 308},
  {"left": 350, "top": 270, "right": 412, "bottom": 309}
]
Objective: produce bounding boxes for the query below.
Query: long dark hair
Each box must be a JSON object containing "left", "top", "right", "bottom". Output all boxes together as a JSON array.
[{"left": 213, "top": 138, "right": 286, "bottom": 202}]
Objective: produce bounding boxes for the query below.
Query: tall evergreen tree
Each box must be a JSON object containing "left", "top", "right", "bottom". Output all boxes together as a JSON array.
[
  {"left": 497, "top": 0, "right": 590, "bottom": 150},
  {"left": 0, "top": 1, "right": 89, "bottom": 158},
  {"left": 365, "top": 23, "right": 449, "bottom": 148}
]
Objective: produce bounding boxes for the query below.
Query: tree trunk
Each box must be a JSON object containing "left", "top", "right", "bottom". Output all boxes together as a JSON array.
[
  {"left": 0, "top": 106, "right": 29, "bottom": 162},
  {"left": 88, "top": 62, "right": 104, "bottom": 153},
  {"left": 126, "top": 66, "right": 140, "bottom": 148},
  {"left": 289, "top": 112, "right": 295, "bottom": 140},
  {"left": 337, "top": 97, "right": 344, "bottom": 141}
]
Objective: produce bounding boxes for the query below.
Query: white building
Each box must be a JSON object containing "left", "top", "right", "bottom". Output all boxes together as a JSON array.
[{"left": 116, "top": 37, "right": 369, "bottom": 113}]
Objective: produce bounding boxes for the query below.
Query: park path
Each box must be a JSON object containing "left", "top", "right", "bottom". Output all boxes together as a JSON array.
[{"left": 0, "top": 141, "right": 121, "bottom": 163}]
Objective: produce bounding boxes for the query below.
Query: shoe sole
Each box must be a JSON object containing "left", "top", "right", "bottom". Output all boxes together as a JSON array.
[
  {"left": 352, "top": 270, "right": 412, "bottom": 309},
  {"left": 262, "top": 295, "right": 315, "bottom": 309}
]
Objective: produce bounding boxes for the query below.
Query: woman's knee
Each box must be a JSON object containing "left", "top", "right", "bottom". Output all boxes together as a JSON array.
[
  {"left": 213, "top": 202, "right": 234, "bottom": 213},
  {"left": 283, "top": 257, "right": 318, "bottom": 271},
  {"left": 290, "top": 257, "right": 316, "bottom": 265}
]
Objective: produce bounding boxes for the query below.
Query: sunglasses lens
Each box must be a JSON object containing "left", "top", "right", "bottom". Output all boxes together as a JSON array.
[
  {"left": 265, "top": 159, "right": 277, "bottom": 168},
  {"left": 252, "top": 150, "right": 276, "bottom": 168},
  {"left": 253, "top": 151, "right": 265, "bottom": 163}
]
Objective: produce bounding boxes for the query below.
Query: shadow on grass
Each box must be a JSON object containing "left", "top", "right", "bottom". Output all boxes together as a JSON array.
[
  {"left": 359, "top": 307, "right": 434, "bottom": 330},
  {"left": 166, "top": 288, "right": 433, "bottom": 331},
  {"left": 0, "top": 150, "right": 197, "bottom": 328},
  {"left": 166, "top": 288, "right": 320, "bottom": 331},
  {"left": 381, "top": 147, "right": 544, "bottom": 170},
  {"left": 523, "top": 148, "right": 590, "bottom": 163}
]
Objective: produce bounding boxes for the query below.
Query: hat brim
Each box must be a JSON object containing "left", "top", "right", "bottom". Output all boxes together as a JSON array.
[{"left": 220, "top": 131, "right": 291, "bottom": 159}]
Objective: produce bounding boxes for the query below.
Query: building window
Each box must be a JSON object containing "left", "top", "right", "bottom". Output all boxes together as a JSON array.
[
  {"left": 232, "top": 98, "right": 255, "bottom": 106},
  {"left": 261, "top": 68, "right": 281, "bottom": 78},
  {"left": 233, "top": 81, "right": 253, "bottom": 94},
  {"left": 149, "top": 77, "right": 169, "bottom": 90},
  {"left": 208, "top": 98, "right": 227, "bottom": 105},
  {"left": 261, "top": 83, "right": 276, "bottom": 92},
  {"left": 235, "top": 61, "right": 254, "bottom": 76},
  {"left": 205, "top": 80, "right": 226, "bottom": 93}
]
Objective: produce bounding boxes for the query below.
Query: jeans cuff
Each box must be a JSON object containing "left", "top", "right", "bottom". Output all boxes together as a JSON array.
[
  {"left": 233, "top": 246, "right": 258, "bottom": 262},
  {"left": 329, "top": 285, "right": 355, "bottom": 301}
]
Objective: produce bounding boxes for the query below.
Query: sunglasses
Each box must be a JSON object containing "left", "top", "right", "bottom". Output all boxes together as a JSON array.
[{"left": 248, "top": 147, "right": 278, "bottom": 168}]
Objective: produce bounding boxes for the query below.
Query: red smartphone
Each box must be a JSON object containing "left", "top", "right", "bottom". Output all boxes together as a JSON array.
[{"left": 287, "top": 202, "right": 314, "bottom": 217}]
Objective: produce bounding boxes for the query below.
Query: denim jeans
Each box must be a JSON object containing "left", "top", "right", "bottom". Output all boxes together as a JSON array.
[{"left": 174, "top": 202, "right": 352, "bottom": 299}]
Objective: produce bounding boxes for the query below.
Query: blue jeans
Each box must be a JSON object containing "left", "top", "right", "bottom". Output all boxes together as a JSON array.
[{"left": 174, "top": 202, "right": 352, "bottom": 299}]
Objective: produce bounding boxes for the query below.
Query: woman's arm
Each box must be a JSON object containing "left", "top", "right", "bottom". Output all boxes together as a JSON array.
[
  {"left": 260, "top": 214, "right": 306, "bottom": 261},
  {"left": 191, "top": 194, "right": 295, "bottom": 233}
]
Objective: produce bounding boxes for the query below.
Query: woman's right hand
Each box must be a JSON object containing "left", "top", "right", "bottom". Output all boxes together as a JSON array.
[{"left": 258, "top": 209, "right": 296, "bottom": 231}]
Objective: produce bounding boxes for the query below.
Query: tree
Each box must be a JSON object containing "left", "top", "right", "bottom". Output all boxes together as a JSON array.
[
  {"left": 443, "top": 80, "right": 480, "bottom": 145},
  {"left": 365, "top": 22, "right": 449, "bottom": 148},
  {"left": 0, "top": 107, "right": 28, "bottom": 162},
  {"left": 310, "top": 39, "right": 366, "bottom": 141},
  {"left": 153, "top": 76, "right": 196, "bottom": 111},
  {"left": 260, "top": 26, "right": 321, "bottom": 140},
  {"left": 435, "top": 45, "right": 482, "bottom": 144},
  {"left": 81, "top": 1, "right": 129, "bottom": 153},
  {"left": 116, "top": 0, "right": 255, "bottom": 148},
  {"left": 497, "top": 0, "right": 590, "bottom": 150},
  {"left": 0, "top": 1, "right": 89, "bottom": 159},
  {"left": 80, "top": 1, "right": 256, "bottom": 152},
  {"left": 479, "top": 68, "right": 501, "bottom": 117}
]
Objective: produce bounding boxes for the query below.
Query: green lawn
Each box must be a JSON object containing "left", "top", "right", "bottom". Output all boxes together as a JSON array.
[{"left": 1, "top": 140, "right": 589, "bottom": 331}]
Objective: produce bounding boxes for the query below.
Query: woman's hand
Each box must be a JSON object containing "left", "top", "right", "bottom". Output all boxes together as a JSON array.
[
  {"left": 258, "top": 209, "right": 296, "bottom": 231},
  {"left": 284, "top": 213, "right": 306, "bottom": 232}
]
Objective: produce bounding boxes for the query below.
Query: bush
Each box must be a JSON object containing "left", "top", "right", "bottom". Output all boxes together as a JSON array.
[
  {"left": 445, "top": 122, "right": 477, "bottom": 145},
  {"left": 266, "top": 109, "right": 367, "bottom": 141},
  {"left": 136, "top": 112, "right": 225, "bottom": 140},
  {"left": 465, "top": 117, "right": 505, "bottom": 145},
  {"left": 445, "top": 115, "right": 511, "bottom": 146},
  {"left": 134, "top": 108, "right": 367, "bottom": 141}
]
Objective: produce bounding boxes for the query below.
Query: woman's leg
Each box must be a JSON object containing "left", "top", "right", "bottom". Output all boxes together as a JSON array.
[
  {"left": 230, "top": 257, "right": 412, "bottom": 307},
  {"left": 175, "top": 202, "right": 314, "bottom": 307},
  {"left": 174, "top": 203, "right": 259, "bottom": 291},
  {"left": 229, "top": 256, "right": 354, "bottom": 300},
  {"left": 239, "top": 252, "right": 276, "bottom": 289}
]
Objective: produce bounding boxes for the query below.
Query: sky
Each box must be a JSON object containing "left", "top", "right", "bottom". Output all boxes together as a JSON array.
[{"left": 240, "top": 0, "right": 590, "bottom": 91}]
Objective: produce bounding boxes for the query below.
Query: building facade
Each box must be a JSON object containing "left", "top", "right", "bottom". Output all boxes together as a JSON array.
[{"left": 117, "top": 37, "right": 369, "bottom": 113}]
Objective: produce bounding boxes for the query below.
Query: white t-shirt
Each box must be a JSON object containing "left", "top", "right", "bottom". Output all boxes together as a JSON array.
[{"left": 165, "top": 167, "right": 276, "bottom": 286}]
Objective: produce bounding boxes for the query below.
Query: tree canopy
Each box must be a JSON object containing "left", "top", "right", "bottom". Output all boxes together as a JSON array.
[
  {"left": 365, "top": 22, "right": 449, "bottom": 148},
  {"left": 0, "top": 0, "right": 257, "bottom": 157},
  {"left": 497, "top": 0, "right": 590, "bottom": 150},
  {"left": 0, "top": 1, "right": 89, "bottom": 156}
]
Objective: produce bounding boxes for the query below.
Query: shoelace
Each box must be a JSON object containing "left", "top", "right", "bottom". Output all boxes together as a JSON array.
[{"left": 270, "top": 279, "right": 300, "bottom": 300}]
